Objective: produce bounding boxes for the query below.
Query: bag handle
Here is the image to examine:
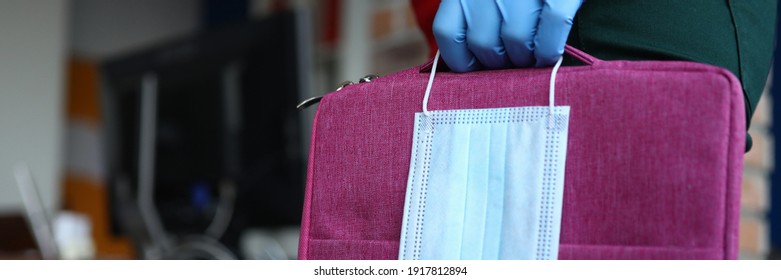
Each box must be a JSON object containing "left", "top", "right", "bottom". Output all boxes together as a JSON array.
[
  {"left": 564, "top": 45, "right": 598, "bottom": 65},
  {"left": 420, "top": 45, "right": 598, "bottom": 73}
]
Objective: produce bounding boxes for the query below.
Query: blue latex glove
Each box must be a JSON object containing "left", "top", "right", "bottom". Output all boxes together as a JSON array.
[{"left": 433, "top": 0, "right": 583, "bottom": 72}]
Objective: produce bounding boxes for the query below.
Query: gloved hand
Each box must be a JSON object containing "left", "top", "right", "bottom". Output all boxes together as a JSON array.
[{"left": 433, "top": 0, "right": 583, "bottom": 72}]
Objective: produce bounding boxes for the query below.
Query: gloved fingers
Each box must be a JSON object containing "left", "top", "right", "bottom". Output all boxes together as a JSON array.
[
  {"left": 433, "top": 0, "right": 480, "bottom": 72},
  {"left": 497, "top": 0, "right": 543, "bottom": 68},
  {"left": 533, "top": 0, "right": 582, "bottom": 67},
  {"left": 462, "top": 0, "right": 509, "bottom": 69}
]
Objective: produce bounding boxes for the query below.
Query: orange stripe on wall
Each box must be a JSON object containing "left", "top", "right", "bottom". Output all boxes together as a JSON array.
[
  {"left": 64, "top": 56, "right": 135, "bottom": 258},
  {"left": 62, "top": 175, "right": 135, "bottom": 259},
  {"left": 66, "top": 57, "right": 101, "bottom": 123}
]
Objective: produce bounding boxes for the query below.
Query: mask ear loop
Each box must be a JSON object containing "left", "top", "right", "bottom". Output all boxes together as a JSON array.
[
  {"left": 422, "top": 51, "right": 441, "bottom": 117},
  {"left": 423, "top": 50, "right": 563, "bottom": 127},
  {"left": 549, "top": 56, "right": 564, "bottom": 129}
]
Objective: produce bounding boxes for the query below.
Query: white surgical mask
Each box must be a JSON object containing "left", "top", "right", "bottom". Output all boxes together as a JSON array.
[{"left": 398, "top": 52, "right": 570, "bottom": 260}]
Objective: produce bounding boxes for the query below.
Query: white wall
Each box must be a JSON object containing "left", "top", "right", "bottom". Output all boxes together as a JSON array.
[
  {"left": 70, "top": 0, "right": 199, "bottom": 59},
  {"left": 0, "top": 0, "right": 200, "bottom": 214},
  {"left": 0, "top": 0, "right": 69, "bottom": 213}
]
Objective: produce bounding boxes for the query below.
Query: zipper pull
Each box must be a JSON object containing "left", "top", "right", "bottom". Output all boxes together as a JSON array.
[{"left": 297, "top": 75, "right": 379, "bottom": 110}]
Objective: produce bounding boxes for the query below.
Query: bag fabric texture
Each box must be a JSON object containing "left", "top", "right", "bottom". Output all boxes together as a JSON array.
[{"left": 298, "top": 46, "right": 745, "bottom": 260}]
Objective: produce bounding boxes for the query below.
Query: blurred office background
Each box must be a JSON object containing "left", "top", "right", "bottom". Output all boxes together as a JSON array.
[
  {"left": 0, "top": 0, "right": 426, "bottom": 260},
  {"left": 0, "top": 0, "right": 778, "bottom": 260}
]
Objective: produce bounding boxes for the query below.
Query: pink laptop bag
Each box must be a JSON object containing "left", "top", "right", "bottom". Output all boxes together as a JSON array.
[{"left": 298, "top": 46, "right": 745, "bottom": 260}]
